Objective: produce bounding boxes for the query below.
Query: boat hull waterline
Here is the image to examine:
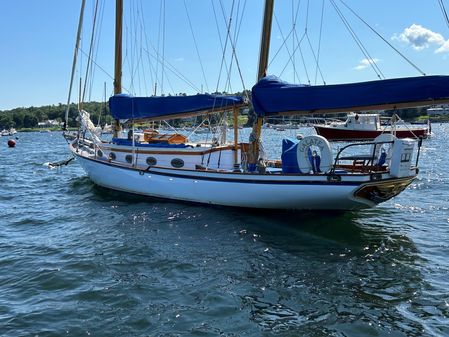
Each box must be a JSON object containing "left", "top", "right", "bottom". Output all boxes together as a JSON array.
[{"left": 72, "top": 147, "right": 415, "bottom": 211}]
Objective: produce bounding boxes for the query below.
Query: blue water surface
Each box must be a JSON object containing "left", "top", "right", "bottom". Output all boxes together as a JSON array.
[{"left": 0, "top": 126, "right": 448, "bottom": 336}]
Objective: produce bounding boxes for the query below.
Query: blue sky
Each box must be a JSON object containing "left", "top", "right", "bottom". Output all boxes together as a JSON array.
[{"left": 0, "top": 0, "right": 448, "bottom": 110}]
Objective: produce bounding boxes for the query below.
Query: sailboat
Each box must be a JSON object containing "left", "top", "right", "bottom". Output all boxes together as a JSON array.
[{"left": 65, "top": 0, "right": 449, "bottom": 210}]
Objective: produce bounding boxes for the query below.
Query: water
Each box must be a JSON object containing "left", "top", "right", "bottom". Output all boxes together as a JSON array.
[{"left": 1, "top": 126, "right": 449, "bottom": 336}]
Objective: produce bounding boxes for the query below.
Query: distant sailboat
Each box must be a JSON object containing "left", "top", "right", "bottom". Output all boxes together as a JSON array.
[{"left": 65, "top": 0, "right": 449, "bottom": 210}]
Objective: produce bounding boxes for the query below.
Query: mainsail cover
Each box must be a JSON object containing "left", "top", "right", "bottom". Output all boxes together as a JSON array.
[
  {"left": 109, "top": 93, "right": 244, "bottom": 120},
  {"left": 252, "top": 75, "right": 449, "bottom": 117}
]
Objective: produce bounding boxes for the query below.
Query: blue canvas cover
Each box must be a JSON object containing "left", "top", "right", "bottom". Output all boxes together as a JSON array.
[
  {"left": 252, "top": 75, "right": 449, "bottom": 117},
  {"left": 109, "top": 93, "right": 244, "bottom": 120},
  {"left": 281, "top": 138, "right": 301, "bottom": 174}
]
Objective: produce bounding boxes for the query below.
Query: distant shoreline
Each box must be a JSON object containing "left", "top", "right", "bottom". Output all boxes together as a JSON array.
[{"left": 17, "top": 127, "right": 78, "bottom": 132}]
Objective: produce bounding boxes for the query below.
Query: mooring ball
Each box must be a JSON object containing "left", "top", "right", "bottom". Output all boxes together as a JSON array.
[{"left": 7, "top": 139, "right": 16, "bottom": 147}]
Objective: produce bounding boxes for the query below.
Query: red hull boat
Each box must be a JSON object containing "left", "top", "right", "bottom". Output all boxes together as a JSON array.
[{"left": 314, "top": 113, "right": 430, "bottom": 141}]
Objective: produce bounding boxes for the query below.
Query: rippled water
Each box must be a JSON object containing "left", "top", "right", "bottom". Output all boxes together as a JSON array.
[{"left": 1, "top": 126, "right": 449, "bottom": 336}]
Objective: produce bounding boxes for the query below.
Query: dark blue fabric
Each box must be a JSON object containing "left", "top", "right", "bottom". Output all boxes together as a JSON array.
[
  {"left": 252, "top": 75, "right": 449, "bottom": 117},
  {"left": 109, "top": 93, "right": 244, "bottom": 120},
  {"left": 310, "top": 154, "right": 321, "bottom": 173},
  {"left": 281, "top": 138, "right": 301, "bottom": 174},
  {"left": 377, "top": 151, "right": 387, "bottom": 166}
]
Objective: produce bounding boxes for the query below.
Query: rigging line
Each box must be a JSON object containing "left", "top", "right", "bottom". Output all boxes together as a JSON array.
[
  {"left": 78, "top": 48, "right": 132, "bottom": 93},
  {"left": 124, "top": 9, "right": 134, "bottom": 94},
  {"left": 136, "top": 1, "right": 148, "bottom": 95},
  {"left": 230, "top": 0, "right": 250, "bottom": 95},
  {"left": 141, "top": 46, "right": 201, "bottom": 93},
  {"left": 137, "top": 0, "right": 156, "bottom": 94},
  {"left": 301, "top": 0, "right": 309, "bottom": 81},
  {"left": 148, "top": 47, "right": 200, "bottom": 92},
  {"left": 128, "top": 3, "right": 140, "bottom": 94},
  {"left": 291, "top": 0, "right": 299, "bottom": 83},
  {"left": 223, "top": 0, "right": 246, "bottom": 94},
  {"left": 65, "top": 0, "right": 86, "bottom": 126},
  {"left": 136, "top": 3, "right": 148, "bottom": 92},
  {"left": 131, "top": 2, "right": 143, "bottom": 96},
  {"left": 330, "top": 0, "right": 383, "bottom": 78},
  {"left": 184, "top": 0, "right": 210, "bottom": 93},
  {"left": 87, "top": 0, "right": 106, "bottom": 101},
  {"left": 130, "top": 2, "right": 140, "bottom": 95},
  {"left": 337, "top": 0, "right": 425, "bottom": 76},
  {"left": 124, "top": 24, "right": 135, "bottom": 94},
  {"left": 132, "top": 4, "right": 203, "bottom": 94},
  {"left": 274, "top": 10, "right": 308, "bottom": 84},
  {"left": 314, "top": 0, "right": 326, "bottom": 85},
  {"left": 330, "top": 0, "right": 384, "bottom": 79},
  {"left": 215, "top": 0, "right": 235, "bottom": 93},
  {"left": 155, "top": 0, "right": 164, "bottom": 95},
  {"left": 225, "top": 0, "right": 243, "bottom": 94},
  {"left": 164, "top": 68, "right": 176, "bottom": 95},
  {"left": 291, "top": 0, "right": 302, "bottom": 83},
  {"left": 233, "top": 0, "right": 251, "bottom": 101},
  {"left": 136, "top": 0, "right": 150, "bottom": 96},
  {"left": 268, "top": 15, "right": 295, "bottom": 68},
  {"left": 145, "top": 44, "right": 200, "bottom": 92},
  {"left": 212, "top": 0, "right": 231, "bottom": 93},
  {"left": 225, "top": 0, "right": 242, "bottom": 94},
  {"left": 294, "top": 31, "right": 311, "bottom": 84},
  {"left": 304, "top": 31, "right": 325, "bottom": 85},
  {"left": 161, "top": 0, "right": 166, "bottom": 95},
  {"left": 438, "top": 0, "right": 449, "bottom": 30},
  {"left": 235, "top": 0, "right": 247, "bottom": 43},
  {"left": 131, "top": 0, "right": 144, "bottom": 95}
]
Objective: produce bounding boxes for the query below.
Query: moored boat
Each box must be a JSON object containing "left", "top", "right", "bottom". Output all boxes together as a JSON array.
[
  {"left": 313, "top": 113, "right": 430, "bottom": 141},
  {"left": 64, "top": 0, "right": 449, "bottom": 211}
]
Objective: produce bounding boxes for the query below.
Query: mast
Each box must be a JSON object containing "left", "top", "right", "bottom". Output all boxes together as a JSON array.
[
  {"left": 113, "top": 0, "right": 123, "bottom": 137},
  {"left": 249, "top": 0, "right": 274, "bottom": 170},
  {"left": 257, "top": 0, "right": 274, "bottom": 82},
  {"left": 65, "top": 0, "right": 86, "bottom": 130}
]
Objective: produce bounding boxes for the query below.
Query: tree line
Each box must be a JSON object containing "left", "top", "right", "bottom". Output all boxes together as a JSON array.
[{"left": 0, "top": 102, "right": 112, "bottom": 130}]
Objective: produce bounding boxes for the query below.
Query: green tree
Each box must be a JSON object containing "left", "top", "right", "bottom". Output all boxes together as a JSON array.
[
  {"left": 23, "top": 114, "right": 38, "bottom": 128},
  {"left": 0, "top": 114, "right": 14, "bottom": 129}
]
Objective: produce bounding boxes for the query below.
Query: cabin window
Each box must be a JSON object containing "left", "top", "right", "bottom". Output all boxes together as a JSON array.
[
  {"left": 146, "top": 156, "right": 157, "bottom": 166},
  {"left": 109, "top": 152, "right": 116, "bottom": 161},
  {"left": 97, "top": 149, "right": 103, "bottom": 157},
  {"left": 125, "top": 154, "right": 133, "bottom": 163},
  {"left": 171, "top": 158, "right": 184, "bottom": 168}
]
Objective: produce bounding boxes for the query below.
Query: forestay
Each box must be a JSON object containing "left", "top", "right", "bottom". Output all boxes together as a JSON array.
[{"left": 251, "top": 75, "right": 449, "bottom": 117}]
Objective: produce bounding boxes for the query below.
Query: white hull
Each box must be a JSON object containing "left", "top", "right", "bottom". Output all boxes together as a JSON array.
[
  {"left": 75, "top": 155, "right": 367, "bottom": 210},
  {"left": 71, "top": 141, "right": 416, "bottom": 211}
]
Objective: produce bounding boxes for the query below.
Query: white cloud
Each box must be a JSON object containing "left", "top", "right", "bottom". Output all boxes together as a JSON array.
[
  {"left": 174, "top": 57, "right": 184, "bottom": 62},
  {"left": 354, "top": 58, "right": 380, "bottom": 70},
  {"left": 393, "top": 24, "right": 448, "bottom": 52},
  {"left": 436, "top": 40, "right": 449, "bottom": 53}
]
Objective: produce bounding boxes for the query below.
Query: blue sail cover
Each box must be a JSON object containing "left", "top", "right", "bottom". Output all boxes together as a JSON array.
[
  {"left": 109, "top": 93, "right": 244, "bottom": 120},
  {"left": 252, "top": 75, "right": 449, "bottom": 117}
]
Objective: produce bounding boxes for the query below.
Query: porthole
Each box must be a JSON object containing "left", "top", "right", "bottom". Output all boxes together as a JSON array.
[
  {"left": 97, "top": 149, "right": 103, "bottom": 157},
  {"left": 109, "top": 152, "right": 116, "bottom": 161},
  {"left": 125, "top": 154, "right": 133, "bottom": 163},
  {"left": 171, "top": 158, "right": 184, "bottom": 168},
  {"left": 146, "top": 156, "right": 157, "bottom": 166}
]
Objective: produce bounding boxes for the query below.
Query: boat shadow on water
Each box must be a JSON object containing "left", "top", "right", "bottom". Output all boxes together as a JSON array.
[
  {"left": 84, "top": 181, "right": 417, "bottom": 254},
  {"left": 70, "top": 180, "right": 436, "bottom": 335}
]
